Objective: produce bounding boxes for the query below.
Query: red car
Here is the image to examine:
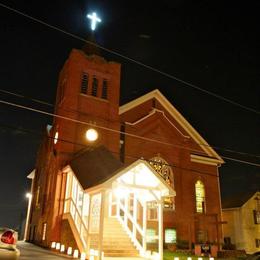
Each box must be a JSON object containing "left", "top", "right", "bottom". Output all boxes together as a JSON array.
[{"left": 0, "top": 227, "right": 20, "bottom": 259}]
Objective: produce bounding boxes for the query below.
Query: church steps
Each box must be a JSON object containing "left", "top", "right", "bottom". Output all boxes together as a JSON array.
[{"left": 102, "top": 217, "right": 139, "bottom": 257}]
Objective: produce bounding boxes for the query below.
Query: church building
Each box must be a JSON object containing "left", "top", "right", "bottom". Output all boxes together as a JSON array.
[{"left": 25, "top": 42, "right": 224, "bottom": 259}]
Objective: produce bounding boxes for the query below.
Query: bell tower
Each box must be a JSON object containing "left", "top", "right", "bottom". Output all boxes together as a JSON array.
[{"left": 52, "top": 48, "right": 121, "bottom": 165}]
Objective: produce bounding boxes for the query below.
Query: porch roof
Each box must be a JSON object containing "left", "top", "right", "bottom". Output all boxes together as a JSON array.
[{"left": 70, "top": 145, "right": 123, "bottom": 189}]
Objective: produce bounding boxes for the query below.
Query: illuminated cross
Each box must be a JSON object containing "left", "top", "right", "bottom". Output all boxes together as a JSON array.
[{"left": 87, "top": 12, "right": 101, "bottom": 31}]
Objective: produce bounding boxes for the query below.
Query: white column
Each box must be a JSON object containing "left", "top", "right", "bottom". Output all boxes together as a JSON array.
[
  {"left": 108, "top": 191, "right": 112, "bottom": 217},
  {"left": 133, "top": 193, "right": 137, "bottom": 239},
  {"left": 142, "top": 202, "right": 147, "bottom": 252},
  {"left": 86, "top": 194, "right": 92, "bottom": 258},
  {"left": 158, "top": 201, "right": 163, "bottom": 260},
  {"left": 98, "top": 190, "right": 105, "bottom": 260},
  {"left": 124, "top": 194, "right": 128, "bottom": 226},
  {"left": 116, "top": 191, "right": 120, "bottom": 218}
]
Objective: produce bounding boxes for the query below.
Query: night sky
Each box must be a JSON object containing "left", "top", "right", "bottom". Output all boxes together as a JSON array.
[{"left": 0, "top": 0, "right": 259, "bottom": 229}]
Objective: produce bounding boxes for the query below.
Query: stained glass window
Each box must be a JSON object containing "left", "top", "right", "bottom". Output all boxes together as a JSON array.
[
  {"left": 195, "top": 180, "right": 205, "bottom": 213},
  {"left": 149, "top": 157, "right": 173, "bottom": 186},
  {"left": 149, "top": 157, "right": 174, "bottom": 210}
]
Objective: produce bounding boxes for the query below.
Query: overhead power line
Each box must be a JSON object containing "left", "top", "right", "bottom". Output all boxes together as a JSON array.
[
  {"left": 1, "top": 122, "right": 258, "bottom": 180},
  {"left": 0, "top": 2, "right": 259, "bottom": 115},
  {"left": 1, "top": 88, "right": 259, "bottom": 159},
  {"left": 1, "top": 99, "right": 259, "bottom": 167}
]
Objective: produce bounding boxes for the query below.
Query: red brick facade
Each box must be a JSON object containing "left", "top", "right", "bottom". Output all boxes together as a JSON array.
[{"left": 28, "top": 48, "right": 223, "bottom": 250}]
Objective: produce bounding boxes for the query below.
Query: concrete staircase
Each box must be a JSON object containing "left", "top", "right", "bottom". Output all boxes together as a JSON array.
[{"left": 102, "top": 217, "right": 139, "bottom": 257}]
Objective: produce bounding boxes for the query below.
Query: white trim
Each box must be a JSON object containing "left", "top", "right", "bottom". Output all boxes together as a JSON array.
[
  {"left": 222, "top": 207, "right": 240, "bottom": 211},
  {"left": 125, "top": 108, "right": 190, "bottom": 138},
  {"left": 102, "top": 159, "right": 176, "bottom": 196},
  {"left": 119, "top": 89, "right": 224, "bottom": 163},
  {"left": 190, "top": 154, "right": 222, "bottom": 166}
]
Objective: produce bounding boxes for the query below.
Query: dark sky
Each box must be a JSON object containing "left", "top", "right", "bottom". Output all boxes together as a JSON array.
[{"left": 0, "top": 0, "right": 259, "bottom": 229}]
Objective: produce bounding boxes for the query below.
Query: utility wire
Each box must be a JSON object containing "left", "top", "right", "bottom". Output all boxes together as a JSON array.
[
  {"left": 1, "top": 99, "right": 260, "bottom": 167},
  {"left": 0, "top": 122, "right": 232, "bottom": 178},
  {"left": 0, "top": 2, "right": 259, "bottom": 115},
  {"left": 1, "top": 88, "right": 259, "bottom": 159}
]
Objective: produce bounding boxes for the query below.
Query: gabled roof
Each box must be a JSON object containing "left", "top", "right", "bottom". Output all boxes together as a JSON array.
[
  {"left": 222, "top": 190, "right": 259, "bottom": 209},
  {"left": 70, "top": 145, "right": 123, "bottom": 189},
  {"left": 119, "top": 89, "right": 224, "bottom": 164}
]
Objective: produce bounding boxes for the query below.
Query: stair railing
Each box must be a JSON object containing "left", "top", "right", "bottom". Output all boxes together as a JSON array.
[{"left": 116, "top": 192, "right": 147, "bottom": 257}]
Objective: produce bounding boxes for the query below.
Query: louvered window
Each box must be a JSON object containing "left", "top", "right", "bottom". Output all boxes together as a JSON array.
[
  {"left": 81, "top": 73, "right": 88, "bottom": 94},
  {"left": 92, "top": 76, "right": 98, "bottom": 96},
  {"left": 102, "top": 79, "right": 108, "bottom": 99}
]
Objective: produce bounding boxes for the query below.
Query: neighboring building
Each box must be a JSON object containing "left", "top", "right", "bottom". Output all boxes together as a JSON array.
[
  {"left": 222, "top": 191, "right": 260, "bottom": 254},
  {"left": 25, "top": 45, "right": 224, "bottom": 259}
]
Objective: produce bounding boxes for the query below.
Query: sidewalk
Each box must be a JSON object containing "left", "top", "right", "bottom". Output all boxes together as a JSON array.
[
  {"left": 17, "top": 241, "right": 146, "bottom": 260},
  {"left": 17, "top": 241, "right": 71, "bottom": 259}
]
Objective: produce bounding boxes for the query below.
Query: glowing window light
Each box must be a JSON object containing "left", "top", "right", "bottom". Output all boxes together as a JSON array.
[
  {"left": 54, "top": 131, "right": 59, "bottom": 144},
  {"left": 198, "top": 257, "right": 203, "bottom": 260},
  {"left": 85, "top": 128, "right": 98, "bottom": 142},
  {"left": 174, "top": 257, "right": 179, "bottom": 260},
  {"left": 87, "top": 12, "right": 101, "bottom": 31},
  {"left": 209, "top": 258, "right": 214, "bottom": 260},
  {"left": 146, "top": 229, "right": 157, "bottom": 243},
  {"left": 187, "top": 257, "right": 192, "bottom": 260},
  {"left": 195, "top": 180, "right": 205, "bottom": 213},
  {"left": 165, "top": 228, "right": 176, "bottom": 243}
]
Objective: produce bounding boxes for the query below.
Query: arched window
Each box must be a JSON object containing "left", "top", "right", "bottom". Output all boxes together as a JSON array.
[
  {"left": 149, "top": 156, "right": 174, "bottom": 210},
  {"left": 195, "top": 180, "right": 205, "bottom": 213},
  {"left": 149, "top": 156, "right": 173, "bottom": 187}
]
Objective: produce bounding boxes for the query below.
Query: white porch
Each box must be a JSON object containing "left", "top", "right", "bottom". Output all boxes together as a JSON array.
[{"left": 62, "top": 160, "right": 175, "bottom": 260}]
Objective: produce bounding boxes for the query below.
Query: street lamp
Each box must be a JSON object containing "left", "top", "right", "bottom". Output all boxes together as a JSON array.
[
  {"left": 24, "top": 192, "right": 32, "bottom": 241},
  {"left": 85, "top": 128, "right": 98, "bottom": 142}
]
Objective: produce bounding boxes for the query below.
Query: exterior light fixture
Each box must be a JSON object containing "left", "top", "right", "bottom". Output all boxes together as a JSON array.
[
  {"left": 81, "top": 252, "right": 87, "bottom": 260},
  {"left": 85, "top": 128, "right": 98, "bottom": 142},
  {"left": 55, "top": 243, "right": 61, "bottom": 250},
  {"left": 26, "top": 193, "right": 32, "bottom": 199},
  {"left": 54, "top": 131, "right": 59, "bottom": 144},
  {"left": 67, "top": 247, "right": 72, "bottom": 255},
  {"left": 60, "top": 244, "right": 65, "bottom": 253},
  {"left": 73, "top": 249, "right": 79, "bottom": 258}
]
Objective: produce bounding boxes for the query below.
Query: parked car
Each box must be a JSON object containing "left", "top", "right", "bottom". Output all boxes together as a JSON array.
[{"left": 0, "top": 227, "right": 20, "bottom": 259}]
